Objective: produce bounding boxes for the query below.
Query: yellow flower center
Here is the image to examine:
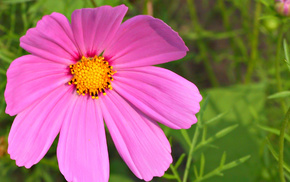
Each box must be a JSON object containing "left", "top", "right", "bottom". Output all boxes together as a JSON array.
[{"left": 68, "top": 56, "right": 115, "bottom": 99}]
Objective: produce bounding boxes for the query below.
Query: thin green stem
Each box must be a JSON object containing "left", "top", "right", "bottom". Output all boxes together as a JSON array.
[
  {"left": 89, "top": 0, "right": 97, "bottom": 7},
  {"left": 245, "top": 1, "right": 261, "bottom": 83},
  {"left": 170, "top": 165, "right": 182, "bottom": 182},
  {"left": 274, "top": 21, "right": 287, "bottom": 112},
  {"left": 186, "top": 0, "right": 201, "bottom": 32},
  {"left": 183, "top": 126, "right": 200, "bottom": 182},
  {"left": 217, "top": 0, "right": 230, "bottom": 30},
  {"left": 186, "top": 0, "right": 219, "bottom": 87},
  {"left": 199, "top": 43, "right": 219, "bottom": 87},
  {"left": 217, "top": 0, "right": 235, "bottom": 83},
  {"left": 181, "top": 129, "right": 192, "bottom": 147},
  {"left": 21, "top": 3, "right": 28, "bottom": 32},
  {"left": 279, "top": 107, "right": 290, "bottom": 182},
  {"left": 217, "top": 0, "right": 246, "bottom": 84},
  {"left": 7, "top": 4, "right": 16, "bottom": 48}
]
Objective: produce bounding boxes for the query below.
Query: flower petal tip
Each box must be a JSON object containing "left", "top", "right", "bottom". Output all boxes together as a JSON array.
[{"left": 142, "top": 155, "right": 173, "bottom": 182}]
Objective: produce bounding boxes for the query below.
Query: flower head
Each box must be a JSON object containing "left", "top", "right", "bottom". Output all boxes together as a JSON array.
[
  {"left": 275, "top": 0, "right": 290, "bottom": 16},
  {"left": 5, "top": 5, "right": 202, "bottom": 182}
]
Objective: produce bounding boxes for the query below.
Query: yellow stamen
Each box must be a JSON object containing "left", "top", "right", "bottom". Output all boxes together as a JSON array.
[{"left": 68, "top": 56, "right": 115, "bottom": 99}]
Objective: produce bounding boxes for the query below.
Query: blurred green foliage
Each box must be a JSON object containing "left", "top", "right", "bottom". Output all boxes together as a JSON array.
[{"left": 0, "top": 0, "right": 289, "bottom": 181}]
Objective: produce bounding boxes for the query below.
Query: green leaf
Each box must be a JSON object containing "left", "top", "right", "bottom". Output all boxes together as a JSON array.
[
  {"left": 169, "top": 165, "right": 182, "bottom": 182},
  {"left": 222, "top": 155, "right": 251, "bottom": 170},
  {"left": 184, "top": 30, "right": 244, "bottom": 41},
  {"left": 194, "top": 155, "right": 251, "bottom": 182},
  {"left": 39, "top": 157, "right": 59, "bottom": 170},
  {"left": 283, "top": 39, "right": 290, "bottom": 71},
  {"left": 204, "top": 111, "right": 229, "bottom": 126},
  {"left": 0, "top": 51, "right": 13, "bottom": 64},
  {"left": 41, "top": 169, "right": 54, "bottom": 182},
  {"left": 268, "top": 91, "right": 290, "bottom": 99},
  {"left": 266, "top": 139, "right": 290, "bottom": 173},
  {"left": 175, "top": 153, "right": 186, "bottom": 169},
  {"left": 200, "top": 153, "right": 205, "bottom": 177},
  {"left": 180, "top": 129, "right": 191, "bottom": 146},
  {"left": 259, "top": 15, "right": 279, "bottom": 20},
  {"left": 201, "top": 126, "right": 207, "bottom": 142},
  {"left": 198, "top": 95, "right": 209, "bottom": 123},
  {"left": 219, "top": 152, "right": 227, "bottom": 168},
  {"left": 194, "top": 165, "right": 199, "bottom": 179},
  {"left": 214, "top": 124, "right": 239, "bottom": 138},
  {"left": 258, "top": 125, "right": 290, "bottom": 142},
  {"left": 259, "top": 0, "right": 273, "bottom": 7},
  {"left": 162, "top": 173, "right": 177, "bottom": 180},
  {"left": 194, "top": 124, "right": 239, "bottom": 151},
  {"left": 200, "top": 83, "right": 266, "bottom": 181}
]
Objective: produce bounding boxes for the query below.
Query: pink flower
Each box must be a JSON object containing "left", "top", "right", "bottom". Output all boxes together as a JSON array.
[
  {"left": 275, "top": 0, "right": 290, "bottom": 16},
  {"left": 5, "top": 5, "right": 202, "bottom": 182}
]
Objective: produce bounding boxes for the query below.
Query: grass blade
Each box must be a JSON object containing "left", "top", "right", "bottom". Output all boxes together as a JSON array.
[
  {"left": 194, "top": 124, "right": 239, "bottom": 151},
  {"left": 175, "top": 153, "right": 186, "bottom": 169},
  {"left": 258, "top": 125, "right": 290, "bottom": 142},
  {"left": 283, "top": 39, "right": 290, "bottom": 71},
  {"left": 268, "top": 91, "right": 290, "bottom": 99},
  {"left": 266, "top": 138, "right": 290, "bottom": 173},
  {"left": 200, "top": 153, "right": 205, "bottom": 177},
  {"left": 205, "top": 111, "right": 229, "bottom": 126},
  {"left": 194, "top": 155, "right": 251, "bottom": 182}
]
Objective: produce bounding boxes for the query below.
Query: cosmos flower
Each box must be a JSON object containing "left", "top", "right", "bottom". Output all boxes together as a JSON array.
[
  {"left": 5, "top": 5, "right": 202, "bottom": 182},
  {"left": 275, "top": 0, "right": 290, "bottom": 16}
]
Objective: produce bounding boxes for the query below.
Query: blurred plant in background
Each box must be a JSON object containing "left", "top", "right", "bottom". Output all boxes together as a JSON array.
[
  {"left": 275, "top": 0, "right": 290, "bottom": 16},
  {"left": 0, "top": 0, "right": 289, "bottom": 181}
]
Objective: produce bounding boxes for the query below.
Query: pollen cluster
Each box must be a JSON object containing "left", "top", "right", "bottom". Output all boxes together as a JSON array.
[{"left": 68, "top": 56, "right": 115, "bottom": 99}]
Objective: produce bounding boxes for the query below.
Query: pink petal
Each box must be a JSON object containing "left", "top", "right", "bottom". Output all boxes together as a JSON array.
[
  {"left": 5, "top": 55, "right": 71, "bottom": 116},
  {"left": 20, "top": 12, "right": 79, "bottom": 64},
  {"left": 103, "top": 15, "right": 188, "bottom": 69},
  {"left": 113, "top": 66, "right": 202, "bottom": 129},
  {"left": 71, "top": 5, "right": 128, "bottom": 57},
  {"left": 100, "top": 91, "right": 172, "bottom": 181},
  {"left": 8, "top": 85, "right": 73, "bottom": 168},
  {"left": 57, "top": 96, "right": 109, "bottom": 182}
]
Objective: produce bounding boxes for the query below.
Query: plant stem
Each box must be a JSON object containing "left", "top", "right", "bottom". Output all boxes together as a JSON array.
[
  {"left": 183, "top": 125, "right": 200, "bottom": 182},
  {"left": 186, "top": 0, "right": 219, "bottom": 87},
  {"left": 170, "top": 165, "right": 182, "bottom": 182},
  {"left": 245, "top": 1, "right": 261, "bottom": 83},
  {"left": 89, "top": 0, "right": 97, "bottom": 7},
  {"left": 217, "top": 0, "right": 238, "bottom": 83},
  {"left": 279, "top": 107, "right": 290, "bottom": 182},
  {"left": 274, "top": 21, "right": 287, "bottom": 112},
  {"left": 217, "top": 0, "right": 230, "bottom": 30}
]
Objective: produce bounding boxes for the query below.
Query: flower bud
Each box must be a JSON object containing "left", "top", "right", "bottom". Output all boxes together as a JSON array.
[{"left": 275, "top": 0, "right": 290, "bottom": 16}]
